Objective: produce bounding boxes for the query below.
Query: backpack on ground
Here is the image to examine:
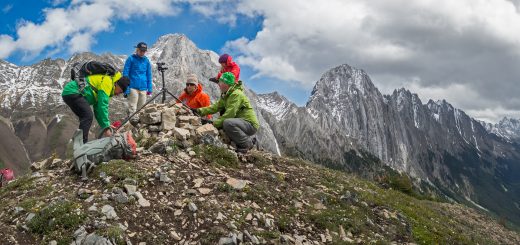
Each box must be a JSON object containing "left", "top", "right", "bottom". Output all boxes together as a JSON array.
[
  {"left": 70, "top": 61, "right": 117, "bottom": 92},
  {"left": 0, "top": 168, "right": 14, "bottom": 187},
  {"left": 70, "top": 129, "right": 136, "bottom": 180}
]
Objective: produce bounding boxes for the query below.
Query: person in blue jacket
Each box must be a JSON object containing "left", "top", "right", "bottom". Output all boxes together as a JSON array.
[{"left": 123, "top": 42, "right": 153, "bottom": 115}]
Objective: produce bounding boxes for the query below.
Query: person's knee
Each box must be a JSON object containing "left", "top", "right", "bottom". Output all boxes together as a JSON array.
[
  {"left": 81, "top": 111, "right": 93, "bottom": 124},
  {"left": 222, "top": 119, "right": 233, "bottom": 131}
]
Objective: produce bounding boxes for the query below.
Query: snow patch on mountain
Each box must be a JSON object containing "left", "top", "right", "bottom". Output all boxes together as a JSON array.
[{"left": 256, "top": 92, "right": 293, "bottom": 121}]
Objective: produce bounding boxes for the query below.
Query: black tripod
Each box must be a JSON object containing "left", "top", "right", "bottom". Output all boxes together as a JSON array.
[{"left": 115, "top": 62, "right": 193, "bottom": 131}]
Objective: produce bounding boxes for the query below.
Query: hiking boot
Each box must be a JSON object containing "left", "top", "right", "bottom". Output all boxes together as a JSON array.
[
  {"left": 235, "top": 138, "right": 255, "bottom": 154},
  {"left": 235, "top": 147, "right": 250, "bottom": 154}
]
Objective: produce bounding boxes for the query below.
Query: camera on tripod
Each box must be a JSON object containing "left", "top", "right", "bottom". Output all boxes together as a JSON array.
[{"left": 157, "top": 62, "right": 168, "bottom": 71}]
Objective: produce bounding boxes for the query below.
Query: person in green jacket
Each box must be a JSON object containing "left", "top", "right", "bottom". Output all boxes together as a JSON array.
[
  {"left": 195, "top": 72, "right": 259, "bottom": 153},
  {"left": 62, "top": 71, "right": 130, "bottom": 143}
]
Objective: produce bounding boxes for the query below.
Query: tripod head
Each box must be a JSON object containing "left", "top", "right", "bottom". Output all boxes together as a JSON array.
[{"left": 157, "top": 62, "right": 168, "bottom": 72}]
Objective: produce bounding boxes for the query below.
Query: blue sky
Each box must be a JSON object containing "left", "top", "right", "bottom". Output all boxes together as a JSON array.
[
  {"left": 0, "top": 0, "right": 312, "bottom": 106},
  {"left": 2, "top": 0, "right": 520, "bottom": 122}
]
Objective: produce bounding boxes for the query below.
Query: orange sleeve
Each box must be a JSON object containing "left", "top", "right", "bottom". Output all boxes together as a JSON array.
[
  {"left": 200, "top": 93, "right": 212, "bottom": 119},
  {"left": 177, "top": 92, "right": 187, "bottom": 103},
  {"left": 200, "top": 93, "right": 211, "bottom": 107}
]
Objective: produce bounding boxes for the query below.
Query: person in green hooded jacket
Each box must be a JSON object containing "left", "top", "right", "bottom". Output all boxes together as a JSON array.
[
  {"left": 62, "top": 72, "right": 130, "bottom": 143},
  {"left": 195, "top": 72, "right": 259, "bottom": 153}
]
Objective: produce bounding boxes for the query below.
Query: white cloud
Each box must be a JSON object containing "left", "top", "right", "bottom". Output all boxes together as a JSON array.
[
  {"left": 212, "top": 0, "right": 520, "bottom": 122},
  {"left": 50, "top": 0, "right": 68, "bottom": 6},
  {"left": 2, "top": 4, "right": 13, "bottom": 13},
  {"left": 0, "top": 35, "right": 16, "bottom": 58},
  {"left": 0, "top": 0, "right": 180, "bottom": 59},
  {"left": 187, "top": 0, "right": 239, "bottom": 25},
  {"left": 69, "top": 32, "right": 95, "bottom": 53}
]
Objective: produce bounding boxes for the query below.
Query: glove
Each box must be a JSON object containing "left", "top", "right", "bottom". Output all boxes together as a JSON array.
[
  {"left": 147, "top": 91, "right": 152, "bottom": 96},
  {"left": 111, "top": 121, "right": 122, "bottom": 129},
  {"left": 209, "top": 77, "right": 218, "bottom": 83},
  {"left": 201, "top": 118, "right": 213, "bottom": 125},
  {"left": 190, "top": 108, "right": 199, "bottom": 115}
]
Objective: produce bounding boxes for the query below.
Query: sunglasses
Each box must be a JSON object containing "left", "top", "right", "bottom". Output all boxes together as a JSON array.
[{"left": 186, "top": 83, "right": 197, "bottom": 87}]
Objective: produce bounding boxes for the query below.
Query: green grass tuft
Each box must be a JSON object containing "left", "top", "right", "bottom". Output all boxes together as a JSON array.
[
  {"left": 93, "top": 159, "right": 144, "bottom": 183},
  {"left": 0, "top": 175, "right": 35, "bottom": 197},
  {"left": 194, "top": 145, "right": 239, "bottom": 168},
  {"left": 27, "top": 200, "right": 86, "bottom": 244},
  {"left": 100, "top": 225, "right": 125, "bottom": 245}
]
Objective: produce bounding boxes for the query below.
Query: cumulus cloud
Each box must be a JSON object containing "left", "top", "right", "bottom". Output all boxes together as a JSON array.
[
  {"left": 186, "top": 0, "right": 239, "bottom": 25},
  {"left": 2, "top": 4, "right": 13, "bottom": 13},
  {"left": 0, "top": 35, "right": 16, "bottom": 58},
  {"left": 0, "top": 0, "right": 180, "bottom": 59},
  {"left": 68, "top": 32, "right": 95, "bottom": 53},
  {"left": 216, "top": 0, "right": 520, "bottom": 122},
  {"left": 50, "top": 0, "right": 68, "bottom": 6}
]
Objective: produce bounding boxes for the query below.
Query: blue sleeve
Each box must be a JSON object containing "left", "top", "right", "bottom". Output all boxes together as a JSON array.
[
  {"left": 123, "top": 56, "right": 132, "bottom": 95},
  {"left": 147, "top": 59, "right": 152, "bottom": 93},
  {"left": 123, "top": 56, "right": 132, "bottom": 77}
]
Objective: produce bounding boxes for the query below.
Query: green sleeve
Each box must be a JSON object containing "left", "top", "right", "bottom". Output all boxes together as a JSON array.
[
  {"left": 94, "top": 90, "right": 111, "bottom": 129},
  {"left": 213, "top": 92, "right": 243, "bottom": 128},
  {"left": 198, "top": 99, "right": 223, "bottom": 117}
]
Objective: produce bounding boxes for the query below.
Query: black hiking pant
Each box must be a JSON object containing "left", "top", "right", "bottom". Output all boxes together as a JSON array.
[{"left": 62, "top": 94, "right": 93, "bottom": 143}]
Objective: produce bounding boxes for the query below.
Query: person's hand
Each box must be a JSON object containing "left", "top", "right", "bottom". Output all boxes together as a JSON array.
[
  {"left": 190, "top": 108, "right": 199, "bottom": 115},
  {"left": 103, "top": 128, "right": 113, "bottom": 137},
  {"left": 201, "top": 118, "right": 213, "bottom": 125},
  {"left": 209, "top": 77, "right": 218, "bottom": 83},
  {"left": 147, "top": 91, "right": 152, "bottom": 96},
  {"left": 111, "top": 120, "right": 122, "bottom": 129}
]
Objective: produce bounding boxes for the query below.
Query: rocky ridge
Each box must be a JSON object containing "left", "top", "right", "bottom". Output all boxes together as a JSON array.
[
  {"left": 481, "top": 117, "right": 520, "bottom": 143},
  {"left": 1, "top": 102, "right": 520, "bottom": 244}
]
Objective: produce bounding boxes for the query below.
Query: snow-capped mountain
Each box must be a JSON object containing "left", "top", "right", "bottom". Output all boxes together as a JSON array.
[
  {"left": 481, "top": 117, "right": 520, "bottom": 142},
  {"left": 257, "top": 64, "right": 520, "bottom": 225}
]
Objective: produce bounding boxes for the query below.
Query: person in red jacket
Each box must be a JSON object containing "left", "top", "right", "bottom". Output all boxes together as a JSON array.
[
  {"left": 178, "top": 74, "right": 212, "bottom": 119},
  {"left": 210, "top": 54, "right": 240, "bottom": 84}
]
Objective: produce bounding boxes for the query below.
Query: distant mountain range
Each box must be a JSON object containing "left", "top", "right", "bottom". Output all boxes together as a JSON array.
[
  {"left": 256, "top": 64, "right": 520, "bottom": 225},
  {"left": 0, "top": 34, "right": 519, "bottom": 225}
]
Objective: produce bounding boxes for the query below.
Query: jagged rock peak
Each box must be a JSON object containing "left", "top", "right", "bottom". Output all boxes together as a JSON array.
[
  {"left": 151, "top": 33, "right": 199, "bottom": 52},
  {"left": 484, "top": 116, "right": 520, "bottom": 141},
  {"left": 310, "top": 64, "right": 376, "bottom": 96},
  {"left": 307, "top": 64, "right": 381, "bottom": 109},
  {"left": 391, "top": 88, "right": 423, "bottom": 111},
  {"left": 257, "top": 92, "right": 296, "bottom": 121}
]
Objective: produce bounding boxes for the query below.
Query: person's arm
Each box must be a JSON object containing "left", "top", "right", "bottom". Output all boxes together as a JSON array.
[
  {"left": 216, "top": 71, "right": 223, "bottom": 80},
  {"left": 177, "top": 92, "right": 187, "bottom": 103},
  {"left": 231, "top": 64, "right": 240, "bottom": 81},
  {"left": 198, "top": 99, "right": 223, "bottom": 117},
  {"left": 123, "top": 57, "right": 131, "bottom": 77},
  {"left": 122, "top": 57, "right": 132, "bottom": 94},
  {"left": 213, "top": 93, "right": 243, "bottom": 128},
  {"left": 146, "top": 59, "right": 153, "bottom": 93},
  {"left": 93, "top": 90, "right": 111, "bottom": 130},
  {"left": 92, "top": 75, "right": 115, "bottom": 129},
  {"left": 200, "top": 94, "right": 212, "bottom": 119}
]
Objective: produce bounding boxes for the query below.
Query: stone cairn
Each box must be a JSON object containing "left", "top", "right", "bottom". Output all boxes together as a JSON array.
[{"left": 124, "top": 101, "right": 230, "bottom": 155}]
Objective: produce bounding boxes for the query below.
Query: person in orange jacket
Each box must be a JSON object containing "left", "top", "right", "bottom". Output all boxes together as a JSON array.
[
  {"left": 209, "top": 54, "right": 240, "bottom": 84},
  {"left": 178, "top": 74, "right": 212, "bottom": 119}
]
